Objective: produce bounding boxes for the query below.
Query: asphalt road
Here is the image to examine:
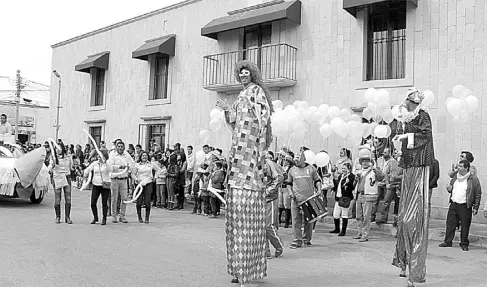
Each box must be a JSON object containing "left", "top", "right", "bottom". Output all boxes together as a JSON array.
[{"left": 1, "top": 189, "right": 486, "bottom": 287}]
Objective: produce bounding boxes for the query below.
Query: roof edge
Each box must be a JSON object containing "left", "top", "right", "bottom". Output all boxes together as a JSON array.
[{"left": 51, "top": 0, "right": 201, "bottom": 49}]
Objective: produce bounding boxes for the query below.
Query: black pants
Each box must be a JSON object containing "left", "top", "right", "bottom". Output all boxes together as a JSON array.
[
  {"left": 91, "top": 185, "right": 110, "bottom": 220},
  {"left": 371, "top": 186, "right": 385, "bottom": 221},
  {"left": 137, "top": 183, "right": 154, "bottom": 214},
  {"left": 193, "top": 195, "right": 202, "bottom": 212},
  {"left": 201, "top": 195, "right": 210, "bottom": 214},
  {"left": 210, "top": 193, "right": 223, "bottom": 216},
  {"left": 445, "top": 202, "right": 472, "bottom": 246}
]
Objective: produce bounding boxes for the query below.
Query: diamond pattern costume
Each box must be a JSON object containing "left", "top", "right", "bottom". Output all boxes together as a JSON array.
[{"left": 224, "top": 83, "right": 270, "bottom": 284}]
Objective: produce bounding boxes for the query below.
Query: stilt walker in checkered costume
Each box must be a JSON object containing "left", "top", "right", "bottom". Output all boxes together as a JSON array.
[{"left": 217, "top": 60, "right": 274, "bottom": 285}]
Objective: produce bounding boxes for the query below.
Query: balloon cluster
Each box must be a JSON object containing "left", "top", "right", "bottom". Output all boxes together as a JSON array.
[
  {"left": 198, "top": 108, "right": 226, "bottom": 144},
  {"left": 300, "top": 150, "right": 331, "bottom": 168},
  {"left": 446, "top": 85, "right": 479, "bottom": 124}
]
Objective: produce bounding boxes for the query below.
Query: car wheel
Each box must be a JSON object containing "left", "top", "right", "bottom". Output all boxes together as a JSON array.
[{"left": 30, "top": 191, "right": 44, "bottom": 204}]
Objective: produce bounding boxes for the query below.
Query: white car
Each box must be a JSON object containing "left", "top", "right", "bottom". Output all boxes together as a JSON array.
[{"left": 0, "top": 145, "right": 50, "bottom": 204}]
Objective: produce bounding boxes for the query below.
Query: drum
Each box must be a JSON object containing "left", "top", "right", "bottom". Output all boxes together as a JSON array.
[{"left": 300, "top": 194, "right": 328, "bottom": 223}]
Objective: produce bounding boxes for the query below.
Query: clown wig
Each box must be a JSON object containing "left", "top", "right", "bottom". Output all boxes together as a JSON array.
[{"left": 234, "top": 60, "right": 275, "bottom": 149}]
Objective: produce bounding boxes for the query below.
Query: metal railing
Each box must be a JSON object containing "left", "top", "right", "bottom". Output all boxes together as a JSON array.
[{"left": 203, "top": 43, "right": 297, "bottom": 87}]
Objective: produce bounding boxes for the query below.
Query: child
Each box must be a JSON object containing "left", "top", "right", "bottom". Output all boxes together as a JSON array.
[
  {"left": 166, "top": 154, "right": 179, "bottom": 210},
  {"left": 199, "top": 171, "right": 210, "bottom": 216},
  {"left": 192, "top": 172, "right": 202, "bottom": 214},
  {"left": 209, "top": 161, "right": 225, "bottom": 218},
  {"left": 155, "top": 160, "right": 168, "bottom": 208}
]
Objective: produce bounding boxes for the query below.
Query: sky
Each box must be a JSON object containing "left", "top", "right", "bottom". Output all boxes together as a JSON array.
[{"left": 0, "top": 0, "right": 182, "bottom": 86}]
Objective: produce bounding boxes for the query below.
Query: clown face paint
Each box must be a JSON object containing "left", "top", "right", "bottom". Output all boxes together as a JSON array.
[{"left": 239, "top": 69, "right": 251, "bottom": 85}]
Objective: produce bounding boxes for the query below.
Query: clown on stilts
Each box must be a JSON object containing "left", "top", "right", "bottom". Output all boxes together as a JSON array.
[{"left": 392, "top": 87, "right": 435, "bottom": 287}]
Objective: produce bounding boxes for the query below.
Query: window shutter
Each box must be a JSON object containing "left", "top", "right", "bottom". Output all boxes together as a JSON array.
[
  {"left": 148, "top": 55, "right": 156, "bottom": 100},
  {"left": 90, "top": 68, "right": 97, "bottom": 106}
]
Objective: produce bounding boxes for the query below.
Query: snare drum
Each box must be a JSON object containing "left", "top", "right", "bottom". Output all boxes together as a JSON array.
[{"left": 300, "top": 194, "right": 328, "bottom": 223}]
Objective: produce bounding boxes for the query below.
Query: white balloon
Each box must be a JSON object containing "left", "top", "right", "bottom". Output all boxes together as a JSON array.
[
  {"left": 362, "top": 108, "right": 374, "bottom": 120},
  {"left": 199, "top": 130, "right": 210, "bottom": 142},
  {"left": 209, "top": 118, "right": 222, "bottom": 132},
  {"left": 195, "top": 150, "right": 206, "bottom": 164},
  {"left": 464, "top": 95, "right": 479, "bottom": 113},
  {"left": 318, "top": 104, "right": 329, "bottom": 115},
  {"left": 382, "top": 109, "right": 394, "bottom": 124},
  {"left": 391, "top": 105, "right": 407, "bottom": 120},
  {"left": 319, "top": 124, "right": 333, "bottom": 139},
  {"left": 340, "top": 108, "right": 352, "bottom": 120},
  {"left": 365, "top": 88, "right": 378, "bottom": 103},
  {"left": 293, "top": 121, "right": 307, "bottom": 137},
  {"left": 374, "top": 125, "right": 388, "bottom": 138},
  {"left": 452, "top": 85, "right": 466, "bottom": 99},
  {"left": 422, "top": 90, "right": 435, "bottom": 107},
  {"left": 368, "top": 102, "right": 378, "bottom": 113},
  {"left": 376, "top": 89, "right": 390, "bottom": 105},
  {"left": 348, "top": 121, "right": 364, "bottom": 138},
  {"left": 315, "top": 152, "right": 330, "bottom": 167},
  {"left": 273, "top": 100, "right": 284, "bottom": 110},
  {"left": 446, "top": 98, "right": 467, "bottom": 116},
  {"left": 328, "top": 106, "right": 340, "bottom": 118},
  {"left": 210, "top": 108, "right": 222, "bottom": 119},
  {"left": 293, "top": 100, "right": 301, "bottom": 108},
  {"left": 298, "top": 101, "right": 310, "bottom": 110},
  {"left": 303, "top": 150, "right": 316, "bottom": 165},
  {"left": 362, "top": 123, "right": 372, "bottom": 138},
  {"left": 350, "top": 114, "right": 363, "bottom": 123},
  {"left": 370, "top": 123, "right": 379, "bottom": 137},
  {"left": 309, "top": 106, "right": 318, "bottom": 113}
]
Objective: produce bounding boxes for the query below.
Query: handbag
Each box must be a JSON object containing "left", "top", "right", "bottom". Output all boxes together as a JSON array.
[
  {"left": 99, "top": 163, "right": 111, "bottom": 189},
  {"left": 338, "top": 197, "right": 351, "bottom": 208}
]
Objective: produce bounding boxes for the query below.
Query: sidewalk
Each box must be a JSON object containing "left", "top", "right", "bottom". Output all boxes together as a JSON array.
[{"left": 314, "top": 216, "right": 487, "bottom": 248}]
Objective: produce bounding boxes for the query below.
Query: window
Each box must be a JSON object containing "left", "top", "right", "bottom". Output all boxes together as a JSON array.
[
  {"left": 366, "top": 2, "right": 406, "bottom": 81},
  {"left": 150, "top": 56, "right": 169, "bottom": 100},
  {"left": 243, "top": 23, "right": 272, "bottom": 69},
  {"left": 147, "top": 124, "right": 166, "bottom": 151},
  {"left": 90, "top": 68, "right": 105, "bottom": 106},
  {"left": 89, "top": 126, "right": 102, "bottom": 147}
]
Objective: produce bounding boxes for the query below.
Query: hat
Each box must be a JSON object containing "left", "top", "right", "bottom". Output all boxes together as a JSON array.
[
  {"left": 284, "top": 154, "right": 295, "bottom": 166},
  {"left": 406, "top": 87, "right": 424, "bottom": 104},
  {"left": 358, "top": 145, "right": 372, "bottom": 160}
]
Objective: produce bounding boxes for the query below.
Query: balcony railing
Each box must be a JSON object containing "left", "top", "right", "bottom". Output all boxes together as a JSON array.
[{"left": 203, "top": 43, "right": 297, "bottom": 92}]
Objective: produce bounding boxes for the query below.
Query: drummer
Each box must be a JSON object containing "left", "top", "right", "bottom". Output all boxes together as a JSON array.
[{"left": 286, "top": 147, "right": 322, "bottom": 249}]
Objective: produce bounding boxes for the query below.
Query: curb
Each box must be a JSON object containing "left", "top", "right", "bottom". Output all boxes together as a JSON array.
[{"left": 315, "top": 216, "right": 487, "bottom": 248}]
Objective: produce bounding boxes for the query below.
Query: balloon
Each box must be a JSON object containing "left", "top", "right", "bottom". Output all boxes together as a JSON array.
[
  {"left": 302, "top": 108, "right": 315, "bottom": 120},
  {"left": 391, "top": 105, "right": 407, "bottom": 120},
  {"left": 209, "top": 118, "right": 222, "bottom": 132},
  {"left": 362, "top": 107, "right": 373, "bottom": 120},
  {"left": 288, "top": 112, "right": 305, "bottom": 128},
  {"left": 422, "top": 90, "right": 435, "bottom": 107},
  {"left": 452, "top": 85, "right": 466, "bottom": 98},
  {"left": 373, "top": 114, "right": 383, "bottom": 123},
  {"left": 273, "top": 100, "right": 283, "bottom": 110},
  {"left": 293, "top": 100, "right": 301, "bottom": 108},
  {"left": 365, "top": 88, "right": 378, "bottom": 103},
  {"left": 272, "top": 123, "right": 288, "bottom": 137},
  {"left": 368, "top": 102, "right": 378, "bottom": 113},
  {"left": 382, "top": 109, "right": 394, "bottom": 124},
  {"left": 303, "top": 150, "right": 316, "bottom": 165},
  {"left": 328, "top": 106, "right": 340, "bottom": 118},
  {"left": 374, "top": 125, "right": 388, "bottom": 138},
  {"left": 376, "top": 89, "right": 390, "bottom": 105},
  {"left": 318, "top": 104, "right": 329, "bottom": 118},
  {"left": 385, "top": 125, "right": 392, "bottom": 137},
  {"left": 459, "top": 88, "right": 473, "bottom": 99},
  {"left": 285, "top": 105, "right": 296, "bottom": 112},
  {"left": 370, "top": 122, "right": 379, "bottom": 136},
  {"left": 309, "top": 105, "right": 318, "bottom": 114},
  {"left": 340, "top": 108, "right": 351, "bottom": 120},
  {"left": 362, "top": 123, "right": 372, "bottom": 138},
  {"left": 293, "top": 121, "right": 307, "bottom": 137},
  {"left": 210, "top": 108, "right": 222, "bottom": 120},
  {"left": 195, "top": 150, "right": 206, "bottom": 164},
  {"left": 446, "top": 98, "right": 468, "bottom": 116},
  {"left": 377, "top": 103, "right": 391, "bottom": 117},
  {"left": 298, "top": 101, "right": 310, "bottom": 111},
  {"left": 350, "top": 114, "right": 362, "bottom": 123},
  {"left": 348, "top": 121, "right": 364, "bottom": 138},
  {"left": 319, "top": 124, "right": 333, "bottom": 139},
  {"left": 464, "top": 95, "right": 479, "bottom": 113},
  {"left": 199, "top": 129, "right": 210, "bottom": 142},
  {"left": 330, "top": 117, "right": 346, "bottom": 134},
  {"left": 315, "top": 152, "right": 330, "bottom": 167}
]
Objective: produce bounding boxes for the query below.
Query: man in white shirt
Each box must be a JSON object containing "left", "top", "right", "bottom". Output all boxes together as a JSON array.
[
  {"left": 439, "top": 160, "right": 482, "bottom": 251},
  {"left": 107, "top": 141, "right": 135, "bottom": 223},
  {"left": 0, "top": 114, "right": 13, "bottom": 135},
  {"left": 187, "top": 145, "right": 195, "bottom": 196}
]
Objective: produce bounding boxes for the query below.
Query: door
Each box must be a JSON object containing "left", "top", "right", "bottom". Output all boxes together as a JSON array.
[{"left": 244, "top": 23, "right": 272, "bottom": 77}]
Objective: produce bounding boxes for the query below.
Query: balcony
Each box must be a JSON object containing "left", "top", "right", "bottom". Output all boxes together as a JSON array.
[{"left": 203, "top": 43, "right": 297, "bottom": 93}]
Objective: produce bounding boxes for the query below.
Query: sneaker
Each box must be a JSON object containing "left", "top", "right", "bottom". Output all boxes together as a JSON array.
[
  {"left": 359, "top": 238, "right": 368, "bottom": 242},
  {"left": 275, "top": 249, "right": 283, "bottom": 258},
  {"left": 352, "top": 235, "right": 362, "bottom": 239},
  {"left": 289, "top": 242, "right": 302, "bottom": 249},
  {"left": 197, "top": 211, "right": 202, "bottom": 215},
  {"left": 203, "top": 213, "right": 208, "bottom": 216},
  {"left": 112, "top": 216, "right": 118, "bottom": 223},
  {"left": 438, "top": 242, "right": 452, "bottom": 248},
  {"left": 304, "top": 241, "right": 312, "bottom": 247},
  {"left": 119, "top": 217, "right": 128, "bottom": 223}
]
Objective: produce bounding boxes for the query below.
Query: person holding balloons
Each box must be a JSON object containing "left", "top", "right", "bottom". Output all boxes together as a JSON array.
[
  {"left": 216, "top": 60, "right": 273, "bottom": 285},
  {"left": 392, "top": 87, "right": 435, "bottom": 287}
]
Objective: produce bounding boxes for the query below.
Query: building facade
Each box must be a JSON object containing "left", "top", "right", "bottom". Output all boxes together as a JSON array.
[{"left": 50, "top": 0, "right": 487, "bottom": 222}]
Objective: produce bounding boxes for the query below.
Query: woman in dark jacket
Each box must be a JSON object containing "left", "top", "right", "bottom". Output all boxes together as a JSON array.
[{"left": 330, "top": 162, "right": 355, "bottom": 236}]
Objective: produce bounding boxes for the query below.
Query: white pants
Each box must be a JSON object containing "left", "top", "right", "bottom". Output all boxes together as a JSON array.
[{"left": 333, "top": 201, "right": 349, "bottom": 219}]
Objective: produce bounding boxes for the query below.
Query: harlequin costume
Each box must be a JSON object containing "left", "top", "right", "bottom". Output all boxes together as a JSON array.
[
  {"left": 223, "top": 60, "right": 273, "bottom": 285},
  {"left": 392, "top": 87, "right": 435, "bottom": 286}
]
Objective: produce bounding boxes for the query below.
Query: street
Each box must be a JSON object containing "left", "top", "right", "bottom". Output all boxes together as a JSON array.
[{"left": 1, "top": 189, "right": 486, "bottom": 287}]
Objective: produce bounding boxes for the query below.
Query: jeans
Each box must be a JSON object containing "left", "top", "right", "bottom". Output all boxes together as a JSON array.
[
  {"left": 167, "top": 178, "right": 176, "bottom": 203},
  {"left": 136, "top": 183, "right": 153, "bottom": 212},
  {"left": 291, "top": 201, "right": 313, "bottom": 243},
  {"left": 356, "top": 194, "right": 373, "bottom": 239},
  {"left": 371, "top": 186, "right": 385, "bottom": 221},
  {"left": 377, "top": 185, "right": 400, "bottom": 222},
  {"left": 444, "top": 202, "right": 472, "bottom": 246},
  {"left": 156, "top": 184, "right": 167, "bottom": 206},
  {"left": 110, "top": 179, "right": 128, "bottom": 217},
  {"left": 265, "top": 199, "right": 283, "bottom": 254},
  {"left": 91, "top": 185, "right": 110, "bottom": 220},
  {"left": 201, "top": 195, "right": 210, "bottom": 214},
  {"left": 210, "top": 193, "right": 223, "bottom": 216}
]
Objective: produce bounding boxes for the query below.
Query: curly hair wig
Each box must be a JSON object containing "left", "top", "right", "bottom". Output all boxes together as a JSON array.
[{"left": 234, "top": 60, "right": 274, "bottom": 149}]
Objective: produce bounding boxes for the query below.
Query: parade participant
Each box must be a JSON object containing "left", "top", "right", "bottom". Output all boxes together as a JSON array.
[
  {"left": 438, "top": 160, "right": 481, "bottom": 251},
  {"left": 84, "top": 150, "right": 110, "bottom": 225},
  {"left": 278, "top": 153, "right": 294, "bottom": 228},
  {"left": 353, "top": 148, "right": 384, "bottom": 242},
  {"left": 334, "top": 148, "right": 352, "bottom": 179},
  {"left": 375, "top": 147, "right": 402, "bottom": 225},
  {"left": 330, "top": 163, "right": 355, "bottom": 236},
  {"left": 49, "top": 142, "right": 74, "bottom": 224},
  {"left": 286, "top": 147, "right": 322, "bottom": 249},
  {"left": 107, "top": 141, "right": 134, "bottom": 223},
  {"left": 217, "top": 60, "right": 273, "bottom": 285},
  {"left": 263, "top": 154, "right": 284, "bottom": 258},
  {"left": 392, "top": 87, "right": 435, "bottom": 287},
  {"left": 131, "top": 151, "right": 160, "bottom": 223},
  {"left": 0, "top": 114, "right": 13, "bottom": 135}
]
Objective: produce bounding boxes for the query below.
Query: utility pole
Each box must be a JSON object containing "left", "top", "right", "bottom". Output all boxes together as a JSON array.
[
  {"left": 52, "top": 70, "right": 61, "bottom": 141},
  {"left": 14, "top": 70, "right": 21, "bottom": 142}
]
